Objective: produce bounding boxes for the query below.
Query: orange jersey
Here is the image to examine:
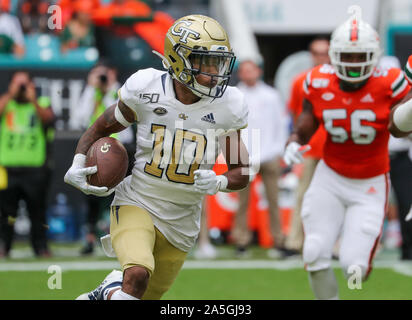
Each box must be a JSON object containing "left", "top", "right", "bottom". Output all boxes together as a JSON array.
[
  {"left": 303, "top": 64, "right": 410, "bottom": 179},
  {"left": 288, "top": 71, "right": 326, "bottom": 160}
]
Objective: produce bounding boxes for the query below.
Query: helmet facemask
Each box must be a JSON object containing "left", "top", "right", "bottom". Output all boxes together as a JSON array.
[{"left": 330, "top": 50, "right": 379, "bottom": 82}]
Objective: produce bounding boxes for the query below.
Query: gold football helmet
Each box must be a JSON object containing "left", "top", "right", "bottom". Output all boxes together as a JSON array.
[{"left": 153, "top": 14, "right": 236, "bottom": 98}]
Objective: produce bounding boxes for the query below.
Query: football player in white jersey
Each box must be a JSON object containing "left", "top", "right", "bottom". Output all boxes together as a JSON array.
[{"left": 64, "top": 15, "right": 250, "bottom": 300}]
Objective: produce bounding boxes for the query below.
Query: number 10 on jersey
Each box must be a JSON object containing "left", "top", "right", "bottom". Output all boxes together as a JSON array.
[{"left": 144, "top": 124, "right": 207, "bottom": 184}]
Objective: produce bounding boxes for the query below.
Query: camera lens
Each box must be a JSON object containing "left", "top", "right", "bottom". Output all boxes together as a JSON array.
[{"left": 99, "top": 74, "right": 108, "bottom": 84}]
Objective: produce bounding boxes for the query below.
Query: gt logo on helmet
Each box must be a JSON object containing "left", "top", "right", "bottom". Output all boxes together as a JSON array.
[{"left": 171, "top": 20, "right": 200, "bottom": 44}]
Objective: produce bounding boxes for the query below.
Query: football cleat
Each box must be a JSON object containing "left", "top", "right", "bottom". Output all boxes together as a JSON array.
[{"left": 76, "top": 269, "right": 123, "bottom": 300}]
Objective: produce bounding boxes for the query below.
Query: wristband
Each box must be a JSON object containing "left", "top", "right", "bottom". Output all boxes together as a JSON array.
[
  {"left": 115, "top": 103, "right": 133, "bottom": 127},
  {"left": 217, "top": 175, "right": 229, "bottom": 192}
]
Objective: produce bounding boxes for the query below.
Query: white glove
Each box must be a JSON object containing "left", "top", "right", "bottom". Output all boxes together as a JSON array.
[
  {"left": 193, "top": 169, "right": 228, "bottom": 195},
  {"left": 283, "top": 142, "right": 311, "bottom": 166},
  {"left": 64, "top": 154, "right": 115, "bottom": 197}
]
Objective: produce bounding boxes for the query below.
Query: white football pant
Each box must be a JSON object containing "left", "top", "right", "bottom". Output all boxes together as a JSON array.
[{"left": 301, "top": 160, "right": 389, "bottom": 279}]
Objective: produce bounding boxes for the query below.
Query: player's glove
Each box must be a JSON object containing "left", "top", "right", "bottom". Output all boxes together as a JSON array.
[
  {"left": 64, "top": 154, "right": 115, "bottom": 197},
  {"left": 283, "top": 142, "right": 311, "bottom": 166},
  {"left": 193, "top": 169, "right": 229, "bottom": 195}
]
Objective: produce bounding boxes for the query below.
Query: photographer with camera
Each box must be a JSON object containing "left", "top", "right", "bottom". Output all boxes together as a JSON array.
[
  {"left": 70, "top": 63, "right": 135, "bottom": 255},
  {"left": 0, "top": 71, "right": 55, "bottom": 258}
]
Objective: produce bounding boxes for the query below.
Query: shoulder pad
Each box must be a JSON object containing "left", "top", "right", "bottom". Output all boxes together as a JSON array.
[{"left": 123, "top": 68, "right": 164, "bottom": 93}]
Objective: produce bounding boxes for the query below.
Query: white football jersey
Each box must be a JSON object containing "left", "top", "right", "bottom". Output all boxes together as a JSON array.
[{"left": 112, "top": 68, "right": 248, "bottom": 252}]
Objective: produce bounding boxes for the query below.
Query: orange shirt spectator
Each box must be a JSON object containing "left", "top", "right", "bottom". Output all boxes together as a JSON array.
[
  {"left": 57, "top": 0, "right": 100, "bottom": 30},
  {"left": 92, "top": 0, "right": 152, "bottom": 27},
  {"left": 60, "top": 1, "right": 96, "bottom": 53},
  {"left": 0, "top": 0, "right": 10, "bottom": 12},
  {"left": 134, "top": 11, "right": 174, "bottom": 54}
]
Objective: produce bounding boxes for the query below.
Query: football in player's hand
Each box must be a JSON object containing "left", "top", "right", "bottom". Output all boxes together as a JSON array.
[{"left": 85, "top": 137, "right": 129, "bottom": 189}]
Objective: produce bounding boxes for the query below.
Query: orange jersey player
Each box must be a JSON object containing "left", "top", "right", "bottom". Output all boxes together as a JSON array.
[
  {"left": 283, "top": 5, "right": 411, "bottom": 300},
  {"left": 303, "top": 63, "right": 409, "bottom": 178}
]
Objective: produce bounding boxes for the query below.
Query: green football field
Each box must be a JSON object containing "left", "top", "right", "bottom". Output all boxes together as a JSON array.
[{"left": 0, "top": 242, "right": 411, "bottom": 300}]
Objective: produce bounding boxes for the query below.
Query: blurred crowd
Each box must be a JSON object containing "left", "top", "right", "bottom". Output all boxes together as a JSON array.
[{"left": 0, "top": 0, "right": 173, "bottom": 57}]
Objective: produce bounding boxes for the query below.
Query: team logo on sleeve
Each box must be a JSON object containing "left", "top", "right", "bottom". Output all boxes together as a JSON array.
[{"left": 153, "top": 107, "right": 168, "bottom": 115}]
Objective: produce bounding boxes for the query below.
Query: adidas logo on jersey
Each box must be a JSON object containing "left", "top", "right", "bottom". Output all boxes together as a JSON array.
[
  {"left": 360, "top": 93, "right": 374, "bottom": 103},
  {"left": 367, "top": 186, "right": 377, "bottom": 194},
  {"left": 201, "top": 113, "right": 216, "bottom": 124}
]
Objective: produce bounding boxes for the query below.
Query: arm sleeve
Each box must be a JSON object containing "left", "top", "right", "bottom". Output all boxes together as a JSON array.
[
  {"left": 389, "top": 68, "right": 410, "bottom": 103},
  {"left": 404, "top": 55, "right": 412, "bottom": 85},
  {"left": 288, "top": 73, "right": 306, "bottom": 118}
]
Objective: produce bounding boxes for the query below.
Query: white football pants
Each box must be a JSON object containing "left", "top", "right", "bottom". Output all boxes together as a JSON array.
[{"left": 301, "top": 160, "right": 389, "bottom": 278}]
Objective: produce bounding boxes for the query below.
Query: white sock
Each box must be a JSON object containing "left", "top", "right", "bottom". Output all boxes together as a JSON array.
[{"left": 110, "top": 289, "right": 140, "bottom": 300}]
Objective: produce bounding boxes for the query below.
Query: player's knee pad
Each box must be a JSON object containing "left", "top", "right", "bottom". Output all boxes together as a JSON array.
[
  {"left": 360, "top": 215, "right": 382, "bottom": 239},
  {"left": 303, "top": 235, "right": 323, "bottom": 265}
]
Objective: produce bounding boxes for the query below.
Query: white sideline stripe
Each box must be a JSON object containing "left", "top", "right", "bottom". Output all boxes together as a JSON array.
[
  {"left": 183, "top": 260, "right": 304, "bottom": 269},
  {"left": 392, "top": 264, "right": 412, "bottom": 277},
  {"left": 0, "top": 260, "right": 412, "bottom": 276}
]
